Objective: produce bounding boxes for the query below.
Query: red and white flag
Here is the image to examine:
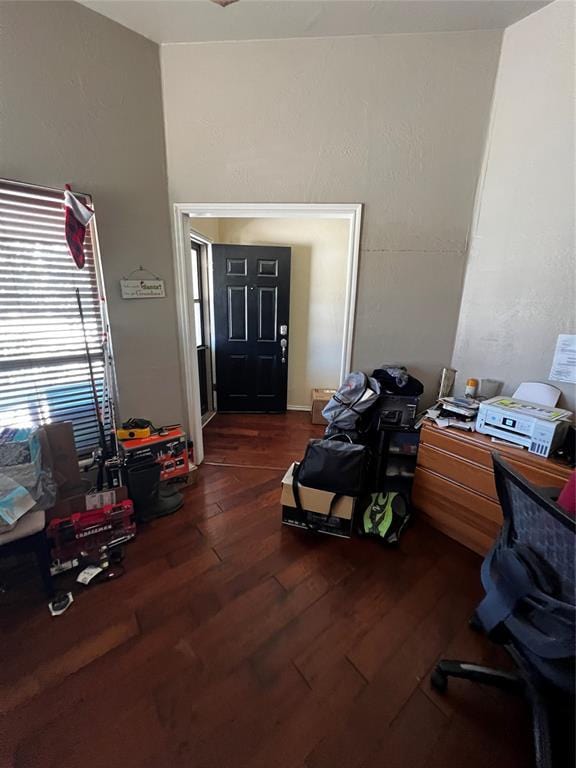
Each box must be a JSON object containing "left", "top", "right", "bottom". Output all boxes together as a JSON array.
[{"left": 64, "top": 185, "right": 94, "bottom": 269}]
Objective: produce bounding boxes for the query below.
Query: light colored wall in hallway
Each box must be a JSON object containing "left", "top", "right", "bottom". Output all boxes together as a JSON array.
[
  {"left": 214, "top": 217, "right": 350, "bottom": 408},
  {"left": 451, "top": 0, "right": 576, "bottom": 411},
  {"left": 190, "top": 218, "right": 221, "bottom": 242},
  {"left": 161, "top": 31, "right": 502, "bottom": 402},
  {"left": 0, "top": 1, "right": 182, "bottom": 425}
]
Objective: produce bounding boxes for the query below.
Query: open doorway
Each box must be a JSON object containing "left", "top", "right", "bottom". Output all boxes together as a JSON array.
[{"left": 173, "top": 204, "right": 362, "bottom": 464}]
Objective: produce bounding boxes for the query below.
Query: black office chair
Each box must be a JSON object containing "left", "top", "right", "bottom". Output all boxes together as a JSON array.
[{"left": 431, "top": 453, "right": 575, "bottom": 768}]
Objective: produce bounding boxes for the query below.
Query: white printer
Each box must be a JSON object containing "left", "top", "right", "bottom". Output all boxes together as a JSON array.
[{"left": 476, "top": 397, "right": 572, "bottom": 458}]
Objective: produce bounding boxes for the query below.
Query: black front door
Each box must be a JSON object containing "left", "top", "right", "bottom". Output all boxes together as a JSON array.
[{"left": 212, "top": 244, "right": 291, "bottom": 412}]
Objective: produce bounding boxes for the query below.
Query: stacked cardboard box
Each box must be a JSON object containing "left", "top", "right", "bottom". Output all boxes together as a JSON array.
[
  {"left": 311, "top": 388, "right": 337, "bottom": 425},
  {"left": 280, "top": 462, "right": 356, "bottom": 538}
]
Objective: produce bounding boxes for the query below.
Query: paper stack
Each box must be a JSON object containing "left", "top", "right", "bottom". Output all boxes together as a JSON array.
[{"left": 416, "top": 397, "right": 480, "bottom": 431}]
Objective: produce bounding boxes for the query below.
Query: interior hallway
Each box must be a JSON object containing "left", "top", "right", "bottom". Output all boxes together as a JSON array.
[{"left": 1, "top": 414, "right": 535, "bottom": 768}]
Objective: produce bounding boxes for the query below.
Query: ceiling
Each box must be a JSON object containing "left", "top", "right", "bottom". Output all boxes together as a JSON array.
[{"left": 81, "top": 0, "right": 551, "bottom": 45}]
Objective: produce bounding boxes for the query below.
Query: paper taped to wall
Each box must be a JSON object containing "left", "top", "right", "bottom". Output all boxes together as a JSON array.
[{"left": 549, "top": 334, "right": 576, "bottom": 384}]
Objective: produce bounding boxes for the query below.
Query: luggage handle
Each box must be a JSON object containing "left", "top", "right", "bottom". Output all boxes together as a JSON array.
[{"left": 292, "top": 463, "right": 340, "bottom": 530}]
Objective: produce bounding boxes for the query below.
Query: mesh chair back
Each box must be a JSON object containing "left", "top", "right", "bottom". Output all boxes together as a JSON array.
[{"left": 493, "top": 454, "right": 575, "bottom": 603}]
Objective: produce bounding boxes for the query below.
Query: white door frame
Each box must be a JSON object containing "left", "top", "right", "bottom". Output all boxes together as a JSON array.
[{"left": 172, "top": 202, "right": 363, "bottom": 464}]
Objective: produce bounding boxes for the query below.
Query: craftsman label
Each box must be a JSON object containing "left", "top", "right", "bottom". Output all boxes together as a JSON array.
[{"left": 120, "top": 279, "right": 166, "bottom": 299}]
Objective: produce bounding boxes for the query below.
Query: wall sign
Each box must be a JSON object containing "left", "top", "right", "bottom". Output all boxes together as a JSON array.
[
  {"left": 120, "top": 266, "right": 165, "bottom": 299},
  {"left": 120, "top": 279, "right": 166, "bottom": 299}
]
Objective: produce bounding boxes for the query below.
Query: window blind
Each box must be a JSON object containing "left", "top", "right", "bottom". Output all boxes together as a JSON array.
[{"left": 0, "top": 180, "right": 115, "bottom": 456}]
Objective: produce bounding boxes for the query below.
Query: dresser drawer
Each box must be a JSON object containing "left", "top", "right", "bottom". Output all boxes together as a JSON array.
[
  {"left": 418, "top": 444, "right": 498, "bottom": 500},
  {"left": 420, "top": 426, "right": 492, "bottom": 469},
  {"left": 412, "top": 467, "right": 502, "bottom": 555},
  {"left": 420, "top": 423, "right": 572, "bottom": 486},
  {"left": 506, "top": 459, "right": 568, "bottom": 491}
]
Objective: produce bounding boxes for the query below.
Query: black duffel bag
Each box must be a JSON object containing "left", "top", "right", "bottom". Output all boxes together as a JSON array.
[{"left": 294, "top": 435, "right": 369, "bottom": 497}]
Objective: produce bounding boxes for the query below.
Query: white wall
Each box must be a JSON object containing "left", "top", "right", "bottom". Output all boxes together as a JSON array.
[
  {"left": 451, "top": 0, "right": 576, "bottom": 411},
  {"left": 190, "top": 218, "right": 221, "bottom": 242},
  {"left": 0, "top": 1, "right": 182, "bottom": 426},
  {"left": 162, "top": 31, "right": 502, "bottom": 402},
  {"left": 212, "top": 217, "right": 350, "bottom": 407}
]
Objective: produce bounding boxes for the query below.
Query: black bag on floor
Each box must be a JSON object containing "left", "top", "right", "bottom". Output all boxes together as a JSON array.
[{"left": 295, "top": 435, "right": 369, "bottom": 496}]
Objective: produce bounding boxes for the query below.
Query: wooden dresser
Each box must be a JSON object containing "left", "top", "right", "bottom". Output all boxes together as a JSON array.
[{"left": 412, "top": 422, "right": 572, "bottom": 555}]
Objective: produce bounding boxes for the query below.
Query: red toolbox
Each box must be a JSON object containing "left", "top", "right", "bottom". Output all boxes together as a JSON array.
[{"left": 47, "top": 499, "right": 136, "bottom": 566}]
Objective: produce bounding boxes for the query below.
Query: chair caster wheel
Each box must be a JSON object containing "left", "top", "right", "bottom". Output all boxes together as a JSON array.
[
  {"left": 468, "top": 612, "right": 483, "bottom": 633},
  {"left": 430, "top": 668, "right": 448, "bottom": 694}
]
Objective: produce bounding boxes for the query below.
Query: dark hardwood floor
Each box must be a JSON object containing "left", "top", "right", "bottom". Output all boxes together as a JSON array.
[
  {"left": 203, "top": 411, "right": 325, "bottom": 469},
  {"left": 1, "top": 413, "right": 534, "bottom": 768}
]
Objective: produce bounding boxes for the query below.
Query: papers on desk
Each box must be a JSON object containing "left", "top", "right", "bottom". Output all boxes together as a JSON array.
[
  {"left": 415, "top": 398, "right": 479, "bottom": 431},
  {"left": 434, "top": 417, "right": 476, "bottom": 431},
  {"left": 491, "top": 436, "right": 526, "bottom": 449},
  {"left": 439, "top": 397, "right": 479, "bottom": 418}
]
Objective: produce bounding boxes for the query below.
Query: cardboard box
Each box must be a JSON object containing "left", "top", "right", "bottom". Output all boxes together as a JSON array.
[
  {"left": 311, "top": 388, "right": 337, "bottom": 425},
  {"left": 281, "top": 462, "right": 355, "bottom": 538},
  {"left": 47, "top": 485, "right": 129, "bottom": 522},
  {"left": 43, "top": 422, "right": 83, "bottom": 497}
]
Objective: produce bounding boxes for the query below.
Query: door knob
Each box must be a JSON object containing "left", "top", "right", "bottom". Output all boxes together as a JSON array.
[{"left": 280, "top": 324, "right": 288, "bottom": 336}]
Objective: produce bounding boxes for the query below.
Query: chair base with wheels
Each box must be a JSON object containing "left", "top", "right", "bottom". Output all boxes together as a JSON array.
[
  {"left": 431, "top": 642, "right": 562, "bottom": 768},
  {"left": 431, "top": 658, "right": 524, "bottom": 695}
]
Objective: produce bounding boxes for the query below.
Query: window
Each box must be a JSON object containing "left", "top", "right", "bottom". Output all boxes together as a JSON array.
[
  {"left": 191, "top": 241, "right": 205, "bottom": 347},
  {"left": 190, "top": 240, "right": 211, "bottom": 416},
  {"left": 0, "top": 179, "right": 115, "bottom": 455}
]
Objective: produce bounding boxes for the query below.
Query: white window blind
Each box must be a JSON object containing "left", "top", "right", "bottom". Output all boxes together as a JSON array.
[{"left": 0, "top": 179, "right": 115, "bottom": 456}]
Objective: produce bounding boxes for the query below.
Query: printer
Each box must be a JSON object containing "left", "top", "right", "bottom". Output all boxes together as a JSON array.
[{"left": 476, "top": 397, "right": 572, "bottom": 458}]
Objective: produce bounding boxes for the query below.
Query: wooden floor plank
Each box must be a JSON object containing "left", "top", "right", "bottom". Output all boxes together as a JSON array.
[
  {"left": 304, "top": 588, "right": 486, "bottom": 768},
  {"left": 359, "top": 689, "right": 449, "bottom": 768},
  {"left": 1, "top": 413, "right": 534, "bottom": 768}
]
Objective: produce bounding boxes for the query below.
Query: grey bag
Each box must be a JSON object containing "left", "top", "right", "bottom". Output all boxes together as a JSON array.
[{"left": 322, "top": 372, "right": 380, "bottom": 435}]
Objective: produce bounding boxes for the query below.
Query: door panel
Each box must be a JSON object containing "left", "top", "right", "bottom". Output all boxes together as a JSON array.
[
  {"left": 227, "top": 286, "right": 248, "bottom": 341},
  {"left": 213, "top": 244, "right": 291, "bottom": 412},
  {"left": 228, "top": 355, "right": 250, "bottom": 399},
  {"left": 257, "top": 287, "right": 278, "bottom": 342},
  {"left": 226, "top": 257, "right": 247, "bottom": 275},
  {"left": 258, "top": 258, "right": 279, "bottom": 277},
  {"left": 256, "top": 354, "right": 280, "bottom": 398}
]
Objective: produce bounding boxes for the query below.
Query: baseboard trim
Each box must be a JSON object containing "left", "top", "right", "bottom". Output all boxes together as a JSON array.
[{"left": 287, "top": 404, "right": 311, "bottom": 412}]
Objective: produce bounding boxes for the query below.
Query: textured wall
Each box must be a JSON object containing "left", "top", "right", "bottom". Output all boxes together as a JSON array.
[
  {"left": 216, "top": 217, "right": 350, "bottom": 407},
  {"left": 161, "top": 31, "right": 502, "bottom": 401},
  {"left": 451, "top": 0, "right": 576, "bottom": 411},
  {"left": 190, "top": 218, "right": 221, "bottom": 242},
  {"left": 0, "top": 1, "right": 182, "bottom": 425}
]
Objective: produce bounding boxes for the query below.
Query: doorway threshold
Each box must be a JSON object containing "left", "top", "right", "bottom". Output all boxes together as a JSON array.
[{"left": 201, "top": 411, "right": 217, "bottom": 428}]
